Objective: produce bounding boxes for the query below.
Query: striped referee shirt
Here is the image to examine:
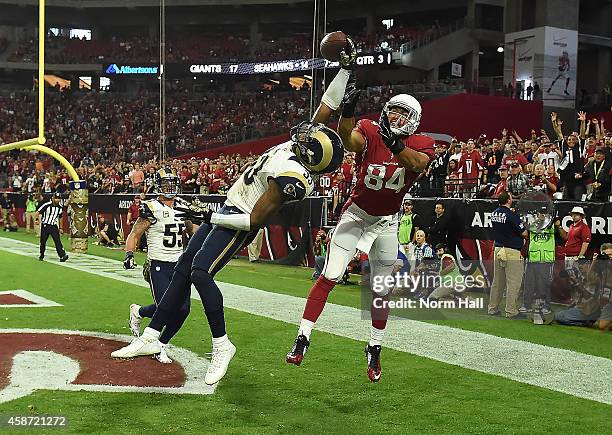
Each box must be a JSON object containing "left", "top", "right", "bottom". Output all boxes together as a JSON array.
[{"left": 37, "top": 201, "right": 63, "bottom": 226}]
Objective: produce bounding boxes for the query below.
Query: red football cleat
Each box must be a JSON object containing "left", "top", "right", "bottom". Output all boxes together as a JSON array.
[
  {"left": 365, "top": 344, "right": 382, "bottom": 382},
  {"left": 286, "top": 334, "right": 310, "bottom": 366}
]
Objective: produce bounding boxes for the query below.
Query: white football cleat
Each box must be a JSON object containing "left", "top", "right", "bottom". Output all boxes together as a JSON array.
[
  {"left": 204, "top": 340, "right": 236, "bottom": 385},
  {"left": 155, "top": 344, "right": 173, "bottom": 364},
  {"left": 111, "top": 334, "right": 161, "bottom": 359},
  {"left": 129, "top": 304, "right": 142, "bottom": 337}
]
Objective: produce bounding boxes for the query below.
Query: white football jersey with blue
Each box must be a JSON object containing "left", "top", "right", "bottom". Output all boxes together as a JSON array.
[
  {"left": 140, "top": 200, "right": 184, "bottom": 262},
  {"left": 226, "top": 142, "right": 315, "bottom": 213}
]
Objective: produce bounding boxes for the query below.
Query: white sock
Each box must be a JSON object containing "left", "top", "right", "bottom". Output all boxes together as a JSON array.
[
  {"left": 142, "top": 327, "right": 160, "bottom": 340},
  {"left": 212, "top": 334, "right": 229, "bottom": 349},
  {"left": 369, "top": 326, "right": 386, "bottom": 347},
  {"left": 298, "top": 319, "right": 315, "bottom": 340}
]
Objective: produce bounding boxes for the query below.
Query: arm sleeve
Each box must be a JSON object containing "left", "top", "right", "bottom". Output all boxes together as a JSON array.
[
  {"left": 274, "top": 173, "right": 311, "bottom": 202},
  {"left": 37, "top": 202, "right": 48, "bottom": 213}
]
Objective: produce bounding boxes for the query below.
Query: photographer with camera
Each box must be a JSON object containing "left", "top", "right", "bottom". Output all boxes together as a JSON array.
[{"left": 555, "top": 243, "right": 612, "bottom": 330}]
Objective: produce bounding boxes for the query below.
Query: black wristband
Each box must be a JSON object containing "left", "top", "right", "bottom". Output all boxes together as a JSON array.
[{"left": 387, "top": 138, "right": 405, "bottom": 154}]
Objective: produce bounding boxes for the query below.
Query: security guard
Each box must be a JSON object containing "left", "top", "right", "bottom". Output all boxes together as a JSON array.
[
  {"left": 37, "top": 193, "right": 69, "bottom": 262},
  {"left": 488, "top": 191, "right": 527, "bottom": 318}
]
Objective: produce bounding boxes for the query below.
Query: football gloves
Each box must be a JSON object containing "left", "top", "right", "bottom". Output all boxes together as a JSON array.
[
  {"left": 175, "top": 197, "right": 213, "bottom": 225},
  {"left": 341, "top": 74, "right": 362, "bottom": 118},
  {"left": 378, "top": 111, "right": 406, "bottom": 155},
  {"left": 339, "top": 35, "right": 357, "bottom": 69},
  {"left": 123, "top": 251, "right": 136, "bottom": 270}
]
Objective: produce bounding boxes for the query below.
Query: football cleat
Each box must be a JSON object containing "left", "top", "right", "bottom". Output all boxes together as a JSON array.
[
  {"left": 286, "top": 334, "right": 310, "bottom": 366},
  {"left": 365, "top": 344, "right": 382, "bottom": 383},
  {"left": 155, "top": 344, "right": 173, "bottom": 364},
  {"left": 205, "top": 340, "right": 236, "bottom": 385},
  {"left": 111, "top": 334, "right": 161, "bottom": 359},
  {"left": 129, "top": 304, "right": 142, "bottom": 337}
]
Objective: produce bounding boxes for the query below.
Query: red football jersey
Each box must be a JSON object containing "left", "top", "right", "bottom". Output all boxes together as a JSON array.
[
  {"left": 458, "top": 151, "right": 484, "bottom": 180},
  {"left": 348, "top": 119, "right": 435, "bottom": 216}
]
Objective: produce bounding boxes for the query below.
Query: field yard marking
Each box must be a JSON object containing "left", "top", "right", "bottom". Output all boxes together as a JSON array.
[
  {"left": 1, "top": 237, "right": 611, "bottom": 405},
  {"left": 0, "top": 289, "right": 63, "bottom": 308},
  {"left": 0, "top": 329, "right": 216, "bottom": 404}
]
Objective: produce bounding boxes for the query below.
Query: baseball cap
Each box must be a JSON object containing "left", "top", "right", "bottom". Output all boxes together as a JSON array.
[
  {"left": 404, "top": 199, "right": 413, "bottom": 205},
  {"left": 570, "top": 206, "right": 585, "bottom": 216},
  {"left": 595, "top": 146, "right": 605, "bottom": 153},
  {"left": 499, "top": 165, "right": 509, "bottom": 170},
  {"left": 510, "top": 162, "right": 520, "bottom": 167},
  {"left": 53, "top": 192, "right": 61, "bottom": 198}
]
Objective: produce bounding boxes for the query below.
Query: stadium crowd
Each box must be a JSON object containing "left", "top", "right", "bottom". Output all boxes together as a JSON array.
[{"left": 6, "top": 23, "right": 443, "bottom": 64}]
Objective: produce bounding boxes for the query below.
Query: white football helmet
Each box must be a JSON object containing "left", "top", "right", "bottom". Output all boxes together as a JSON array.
[{"left": 381, "top": 94, "right": 422, "bottom": 136}]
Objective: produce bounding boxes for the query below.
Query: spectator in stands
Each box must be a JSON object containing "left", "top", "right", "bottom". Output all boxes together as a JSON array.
[
  {"left": 585, "top": 146, "right": 611, "bottom": 201},
  {"left": 130, "top": 163, "right": 145, "bottom": 193},
  {"left": 555, "top": 243, "right": 612, "bottom": 330},
  {"left": 528, "top": 163, "right": 556, "bottom": 196},
  {"left": 493, "top": 165, "right": 509, "bottom": 197},
  {"left": 458, "top": 139, "right": 485, "bottom": 198},
  {"left": 427, "top": 143, "right": 449, "bottom": 196},
  {"left": 485, "top": 140, "right": 504, "bottom": 184},
  {"left": 507, "top": 163, "right": 529, "bottom": 197}
]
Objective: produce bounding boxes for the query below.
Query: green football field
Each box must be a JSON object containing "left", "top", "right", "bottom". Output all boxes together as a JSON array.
[{"left": 0, "top": 231, "right": 610, "bottom": 434}]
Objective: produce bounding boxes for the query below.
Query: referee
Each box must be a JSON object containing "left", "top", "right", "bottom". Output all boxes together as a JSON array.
[
  {"left": 487, "top": 191, "right": 527, "bottom": 318},
  {"left": 37, "top": 193, "right": 69, "bottom": 262}
]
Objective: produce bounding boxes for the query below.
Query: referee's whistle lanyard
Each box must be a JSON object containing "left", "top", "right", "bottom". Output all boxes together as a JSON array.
[{"left": 593, "top": 160, "right": 605, "bottom": 182}]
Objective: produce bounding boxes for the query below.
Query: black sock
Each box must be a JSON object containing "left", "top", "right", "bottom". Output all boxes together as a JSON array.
[{"left": 139, "top": 303, "right": 156, "bottom": 318}]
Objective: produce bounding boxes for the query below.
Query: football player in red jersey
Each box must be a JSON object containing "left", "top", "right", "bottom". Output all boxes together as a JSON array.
[
  {"left": 458, "top": 139, "right": 485, "bottom": 197},
  {"left": 287, "top": 82, "right": 435, "bottom": 382}
]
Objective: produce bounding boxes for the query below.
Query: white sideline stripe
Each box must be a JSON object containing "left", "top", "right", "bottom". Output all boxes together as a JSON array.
[
  {"left": 0, "top": 289, "right": 63, "bottom": 308},
  {"left": 1, "top": 237, "right": 611, "bottom": 405},
  {"left": 0, "top": 328, "right": 216, "bottom": 404}
]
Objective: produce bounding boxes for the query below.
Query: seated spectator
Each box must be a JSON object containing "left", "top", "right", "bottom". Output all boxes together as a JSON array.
[
  {"left": 555, "top": 243, "right": 612, "bottom": 330},
  {"left": 96, "top": 216, "right": 118, "bottom": 247}
]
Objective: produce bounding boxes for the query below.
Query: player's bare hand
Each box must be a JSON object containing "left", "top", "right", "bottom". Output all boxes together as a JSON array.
[
  {"left": 339, "top": 35, "right": 357, "bottom": 69},
  {"left": 577, "top": 111, "right": 586, "bottom": 122}
]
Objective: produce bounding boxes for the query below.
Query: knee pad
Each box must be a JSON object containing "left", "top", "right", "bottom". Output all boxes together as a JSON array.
[{"left": 322, "top": 260, "right": 345, "bottom": 283}]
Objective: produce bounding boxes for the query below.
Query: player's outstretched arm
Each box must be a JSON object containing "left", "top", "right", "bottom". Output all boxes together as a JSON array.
[{"left": 311, "top": 36, "right": 357, "bottom": 125}]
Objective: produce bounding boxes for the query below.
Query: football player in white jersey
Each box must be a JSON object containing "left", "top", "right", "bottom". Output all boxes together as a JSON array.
[
  {"left": 112, "top": 38, "right": 357, "bottom": 384},
  {"left": 121, "top": 167, "right": 191, "bottom": 363}
]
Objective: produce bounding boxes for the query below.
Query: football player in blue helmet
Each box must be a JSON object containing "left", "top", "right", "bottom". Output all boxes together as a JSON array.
[{"left": 111, "top": 38, "right": 357, "bottom": 385}]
